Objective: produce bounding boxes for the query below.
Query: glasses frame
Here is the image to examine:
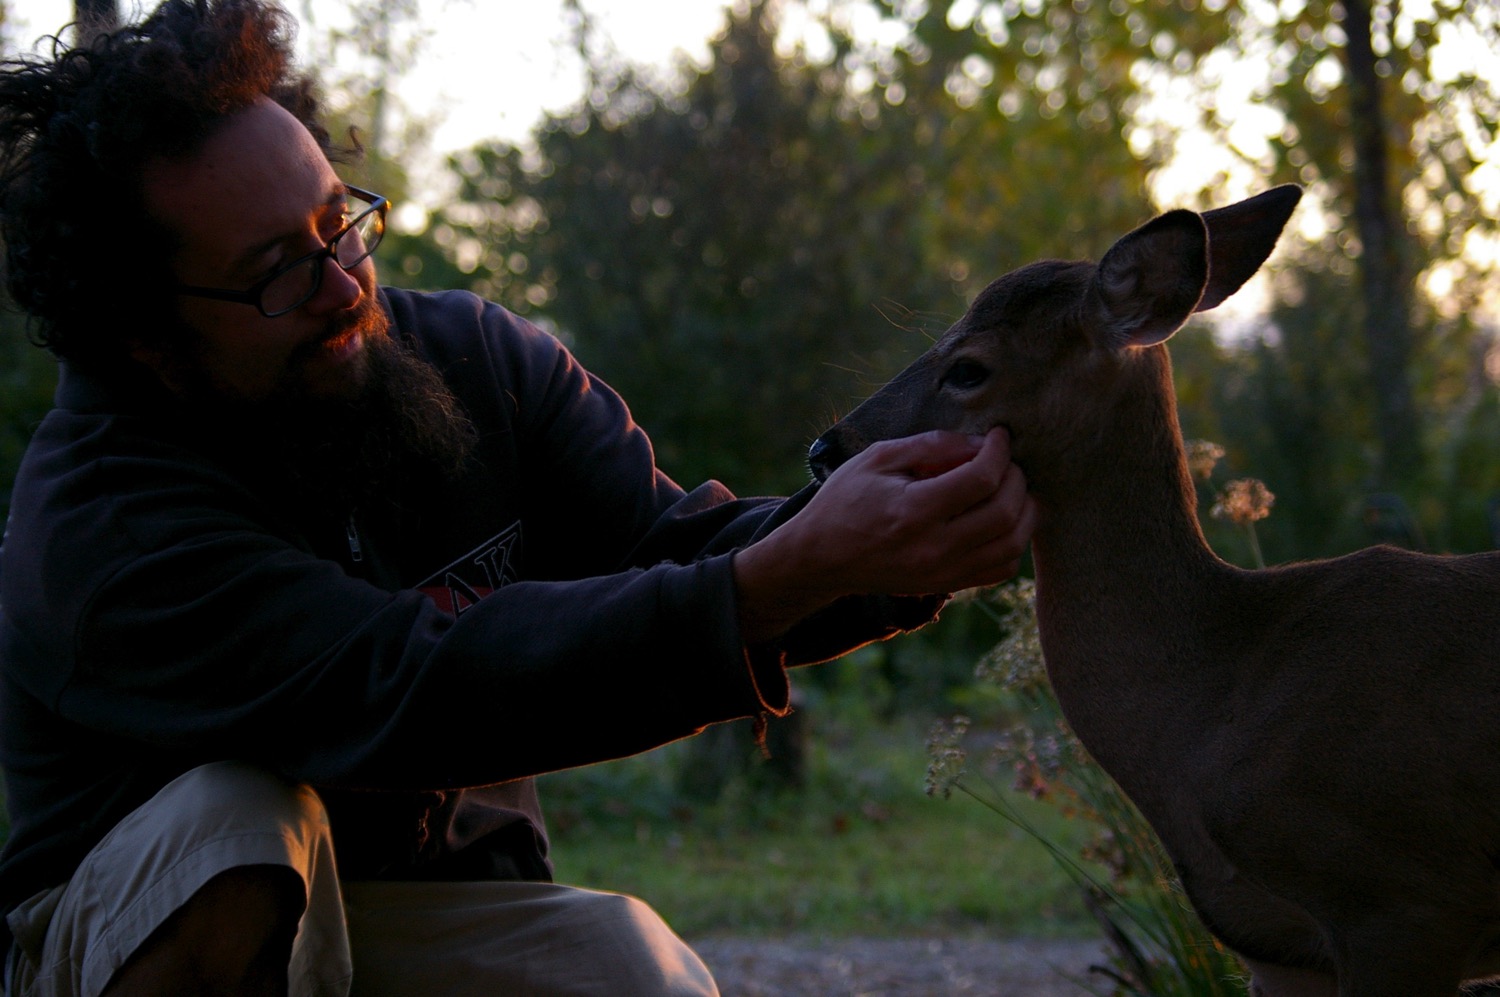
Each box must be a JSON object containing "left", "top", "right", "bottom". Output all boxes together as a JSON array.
[{"left": 175, "top": 185, "right": 389, "bottom": 318}]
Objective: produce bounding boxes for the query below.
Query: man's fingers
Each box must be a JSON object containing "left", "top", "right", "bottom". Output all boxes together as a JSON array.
[
  {"left": 947, "top": 454, "right": 1030, "bottom": 528},
  {"left": 937, "top": 462, "right": 1036, "bottom": 578},
  {"left": 800, "top": 426, "right": 1034, "bottom": 598},
  {"left": 937, "top": 533, "right": 1031, "bottom": 591},
  {"left": 907, "top": 428, "right": 1016, "bottom": 519},
  {"left": 858, "top": 430, "right": 985, "bottom": 477}
]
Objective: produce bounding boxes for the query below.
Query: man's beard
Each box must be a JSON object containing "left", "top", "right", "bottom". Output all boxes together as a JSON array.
[
  {"left": 187, "top": 317, "right": 479, "bottom": 512},
  {"left": 278, "top": 330, "right": 479, "bottom": 510}
]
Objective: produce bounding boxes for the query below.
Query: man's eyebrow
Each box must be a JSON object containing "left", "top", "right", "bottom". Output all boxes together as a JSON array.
[{"left": 225, "top": 185, "right": 349, "bottom": 281}]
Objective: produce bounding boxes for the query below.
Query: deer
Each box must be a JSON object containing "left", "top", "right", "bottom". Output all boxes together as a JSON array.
[{"left": 807, "top": 185, "right": 1500, "bottom": 997}]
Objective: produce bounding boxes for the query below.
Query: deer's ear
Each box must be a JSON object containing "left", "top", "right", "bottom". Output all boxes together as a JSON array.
[
  {"left": 1089, "top": 209, "right": 1209, "bottom": 351},
  {"left": 1196, "top": 184, "right": 1302, "bottom": 311}
]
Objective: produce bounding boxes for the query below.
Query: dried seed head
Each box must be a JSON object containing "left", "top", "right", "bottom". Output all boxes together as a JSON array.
[
  {"left": 1184, "top": 440, "right": 1226, "bottom": 481},
  {"left": 1211, "top": 478, "right": 1275, "bottom": 525},
  {"left": 924, "top": 716, "right": 971, "bottom": 798}
]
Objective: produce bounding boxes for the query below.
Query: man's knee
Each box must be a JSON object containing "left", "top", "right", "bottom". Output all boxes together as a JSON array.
[
  {"left": 341, "top": 880, "right": 717, "bottom": 996},
  {"left": 155, "top": 761, "right": 330, "bottom": 845},
  {"left": 8, "top": 762, "right": 350, "bottom": 997},
  {"left": 101, "top": 864, "right": 306, "bottom": 997},
  {"left": 587, "top": 892, "right": 719, "bottom": 995}
]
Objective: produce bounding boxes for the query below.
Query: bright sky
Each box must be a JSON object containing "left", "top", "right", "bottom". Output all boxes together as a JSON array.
[
  {"left": 8, "top": 0, "right": 739, "bottom": 156},
  {"left": 9, "top": 0, "right": 1496, "bottom": 290}
]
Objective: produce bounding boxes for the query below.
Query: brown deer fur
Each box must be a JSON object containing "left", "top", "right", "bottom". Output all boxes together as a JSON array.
[{"left": 809, "top": 186, "right": 1500, "bottom": 997}]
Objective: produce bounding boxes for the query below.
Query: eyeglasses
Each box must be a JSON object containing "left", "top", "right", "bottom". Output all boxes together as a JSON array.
[{"left": 175, "top": 185, "right": 389, "bottom": 318}]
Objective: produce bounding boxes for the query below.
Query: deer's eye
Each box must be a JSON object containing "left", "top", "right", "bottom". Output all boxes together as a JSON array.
[{"left": 942, "top": 359, "right": 990, "bottom": 390}]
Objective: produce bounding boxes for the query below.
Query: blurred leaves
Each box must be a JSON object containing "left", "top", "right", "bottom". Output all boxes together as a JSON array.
[
  {"left": 0, "top": 308, "right": 56, "bottom": 523},
  {"left": 3, "top": 0, "right": 1500, "bottom": 551},
  {"left": 423, "top": 1, "right": 1160, "bottom": 493},
  {"left": 404, "top": 0, "right": 1500, "bottom": 546}
]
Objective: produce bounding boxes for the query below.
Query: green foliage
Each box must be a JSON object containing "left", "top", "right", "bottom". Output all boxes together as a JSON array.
[
  {"left": 4, "top": 0, "right": 1498, "bottom": 562},
  {"left": 433, "top": 5, "right": 956, "bottom": 493},
  {"left": 1173, "top": 263, "right": 1500, "bottom": 560},
  {"left": 307, "top": 0, "right": 441, "bottom": 286},
  {"left": 883, "top": 0, "right": 1207, "bottom": 269},
  {"left": 0, "top": 307, "right": 56, "bottom": 523},
  {"left": 896, "top": 0, "right": 1500, "bottom": 540},
  {"left": 1171, "top": 286, "right": 1380, "bottom": 562},
  {"left": 540, "top": 664, "right": 1090, "bottom": 938},
  {"left": 405, "top": 0, "right": 1499, "bottom": 549},
  {"left": 302, "top": 0, "right": 433, "bottom": 176},
  {"left": 424, "top": 1, "right": 1169, "bottom": 494},
  {"left": 1208, "top": 0, "right": 1500, "bottom": 305}
]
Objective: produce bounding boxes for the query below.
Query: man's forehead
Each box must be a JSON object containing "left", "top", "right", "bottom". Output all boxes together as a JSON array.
[
  {"left": 141, "top": 98, "right": 342, "bottom": 268},
  {"left": 145, "top": 102, "right": 331, "bottom": 213}
]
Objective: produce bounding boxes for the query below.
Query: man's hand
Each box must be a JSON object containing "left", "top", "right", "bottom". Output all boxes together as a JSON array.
[{"left": 733, "top": 428, "right": 1037, "bottom": 643}]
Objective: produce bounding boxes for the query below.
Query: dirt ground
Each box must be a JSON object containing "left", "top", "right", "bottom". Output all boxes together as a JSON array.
[{"left": 689, "top": 935, "right": 1109, "bottom": 997}]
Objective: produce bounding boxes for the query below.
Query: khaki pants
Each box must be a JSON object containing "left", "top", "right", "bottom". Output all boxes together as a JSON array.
[{"left": 4, "top": 763, "right": 717, "bottom": 997}]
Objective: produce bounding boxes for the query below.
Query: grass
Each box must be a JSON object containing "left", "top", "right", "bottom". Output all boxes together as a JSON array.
[
  {"left": 0, "top": 641, "right": 1094, "bottom": 943},
  {"left": 537, "top": 666, "right": 1093, "bottom": 940}
]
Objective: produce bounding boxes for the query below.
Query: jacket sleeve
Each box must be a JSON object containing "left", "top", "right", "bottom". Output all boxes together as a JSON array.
[
  {"left": 402, "top": 289, "right": 942, "bottom": 680},
  {"left": 14, "top": 292, "right": 937, "bottom": 795}
]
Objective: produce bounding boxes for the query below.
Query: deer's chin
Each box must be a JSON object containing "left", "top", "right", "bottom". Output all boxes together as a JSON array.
[{"left": 808, "top": 458, "right": 846, "bottom": 484}]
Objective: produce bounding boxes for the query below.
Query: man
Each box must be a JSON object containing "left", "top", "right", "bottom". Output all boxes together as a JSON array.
[{"left": 0, "top": 1, "right": 1036, "bottom": 994}]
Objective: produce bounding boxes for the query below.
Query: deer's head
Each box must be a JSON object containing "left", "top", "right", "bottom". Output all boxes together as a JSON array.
[{"left": 809, "top": 186, "right": 1302, "bottom": 483}]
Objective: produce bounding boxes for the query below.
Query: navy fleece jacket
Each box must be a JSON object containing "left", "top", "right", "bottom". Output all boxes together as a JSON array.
[{"left": 0, "top": 288, "right": 938, "bottom": 934}]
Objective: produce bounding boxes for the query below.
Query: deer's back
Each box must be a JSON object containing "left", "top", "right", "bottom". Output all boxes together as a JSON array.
[{"left": 1170, "top": 545, "right": 1500, "bottom": 966}]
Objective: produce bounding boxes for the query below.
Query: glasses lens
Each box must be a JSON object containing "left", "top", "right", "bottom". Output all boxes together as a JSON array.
[
  {"left": 260, "top": 256, "right": 322, "bottom": 316},
  {"left": 253, "top": 196, "right": 385, "bottom": 316},
  {"left": 336, "top": 206, "right": 385, "bottom": 270}
]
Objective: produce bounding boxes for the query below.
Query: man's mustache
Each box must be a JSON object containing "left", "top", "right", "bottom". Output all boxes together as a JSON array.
[{"left": 291, "top": 299, "right": 390, "bottom": 365}]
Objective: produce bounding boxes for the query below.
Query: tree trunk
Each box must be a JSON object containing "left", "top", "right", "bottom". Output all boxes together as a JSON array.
[
  {"left": 1340, "top": 0, "right": 1422, "bottom": 485},
  {"left": 73, "top": 0, "right": 118, "bottom": 34}
]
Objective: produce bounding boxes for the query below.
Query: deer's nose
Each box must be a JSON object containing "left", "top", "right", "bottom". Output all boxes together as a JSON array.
[{"left": 807, "top": 436, "right": 836, "bottom": 482}]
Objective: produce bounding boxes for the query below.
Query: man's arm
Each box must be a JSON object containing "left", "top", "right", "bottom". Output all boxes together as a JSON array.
[{"left": 732, "top": 428, "right": 1036, "bottom": 644}]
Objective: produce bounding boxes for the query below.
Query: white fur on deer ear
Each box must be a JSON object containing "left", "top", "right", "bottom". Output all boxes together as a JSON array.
[{"left": 1087, "top": 209, "right": 1210, "bottom": 352}]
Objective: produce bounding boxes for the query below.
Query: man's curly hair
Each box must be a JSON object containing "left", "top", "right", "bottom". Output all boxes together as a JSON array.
[{"left": 0, "top": 0, "right": 345, "bottom": 371}]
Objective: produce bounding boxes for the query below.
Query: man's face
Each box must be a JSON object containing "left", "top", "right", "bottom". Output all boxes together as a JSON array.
[{"left": 141, "top": 97, "right": 390, "bottom": 403}]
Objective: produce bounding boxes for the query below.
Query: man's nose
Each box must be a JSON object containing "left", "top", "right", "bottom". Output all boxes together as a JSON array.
[{"left": 306, "top": 254, "right": 363, "bottom": 313}]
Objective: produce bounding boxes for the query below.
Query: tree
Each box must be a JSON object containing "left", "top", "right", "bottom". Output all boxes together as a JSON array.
[
  {"left": 0, "top": 0, "right": 60, "bottom": 521},
  {"left": 1197, "top": 0, "right": 1499, "bottom": 536},
  {"left": 428, "top": 0, "right": 1192, "bottom": 494},
  {"left": 1184, "top": 1, "right": 1492, "bottom": 494},
  {"left": 1188, "top": 0, "right": 1498, "bottom": 492},
  {"left": 1340, "top": 0, "right": 1419, "bottom": 482},
  {"left": 893, "top": 0, "right": 1499, "bottom": 546},
  {"left": 1170, "top": 268, "right": 1377, "bottom": 561},
  {"left": 434, "top": 2, "right": 964, "bottom": 493},
  {"left": 294, "top": 0, "right": 441, "bottom": 199},
  {"left": 882, "top": 0, "right": 1225, "bottom": 281},
  {"left": 412, "top": 0, "right": 1495, "bottom": 550},
  {"left": 73, "top": 0, "right": 118, "bottom": 34},
  {"left": 427, "top": 0, "right": 1162, "bottom": 794}
]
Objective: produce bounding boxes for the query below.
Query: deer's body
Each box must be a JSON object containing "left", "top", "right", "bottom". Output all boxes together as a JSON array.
[
  {"left": 1035, "top": 346, "right": 1500, "bottom": 992},
  {"left": 812, "top": 187, "right": 1500, "bottom": 995}
]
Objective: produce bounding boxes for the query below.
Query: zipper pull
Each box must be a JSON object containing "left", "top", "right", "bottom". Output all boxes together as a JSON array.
[{"left": 346, "top": 514, "right": 364, "bottom": 563}]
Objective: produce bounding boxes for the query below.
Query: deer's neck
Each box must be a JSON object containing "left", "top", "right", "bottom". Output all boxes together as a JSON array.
[
  {"left": 1025, "top": 349, "right": 1230, "bottom": 773},
  {"left": 1029, "top": 349, "right": 1215, "bottom": 577}
]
